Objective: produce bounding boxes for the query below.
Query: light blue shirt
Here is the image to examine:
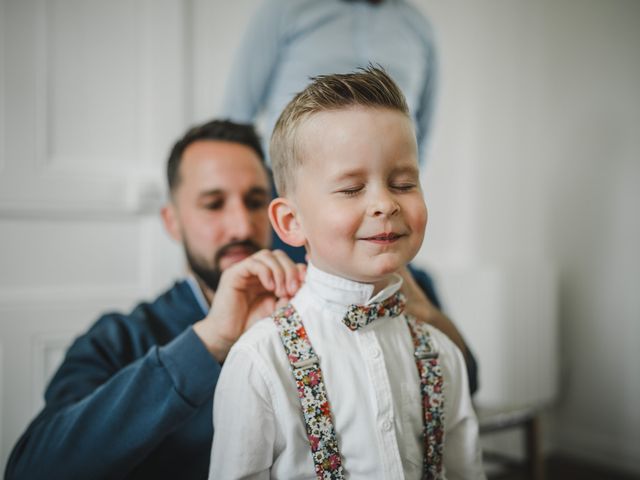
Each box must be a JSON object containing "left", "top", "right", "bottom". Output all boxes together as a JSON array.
[
  {"left": 186, "top": 275, "right": 210, "bottom": 316},
  {"left": 220, "top": 0, "right": 438, "bottom": 165}
]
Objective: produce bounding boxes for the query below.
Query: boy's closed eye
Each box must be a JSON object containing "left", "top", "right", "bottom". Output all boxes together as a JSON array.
[
  {"left": 389, "top": 168, "right": 420, "bottom": 192},
  {"left": 390, "top": 182, "right": 417, "bottom": 192},
  {"left": 336, "top": 185, "right": 365, "bottom": 197},
  {"left": 334, "top": 181, "right": 417, "bottom": 197}
]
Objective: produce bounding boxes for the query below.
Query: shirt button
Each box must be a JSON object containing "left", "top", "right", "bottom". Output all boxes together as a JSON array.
[
  {"left": 382, "top": 419, "right": 393, "bottom": 431},
  {"left": 370, "top": 348, "right": 381, "bottom": 359}
]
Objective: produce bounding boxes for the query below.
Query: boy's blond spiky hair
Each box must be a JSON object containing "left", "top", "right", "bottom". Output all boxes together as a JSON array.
[{"left": 269, "top": 65, "right": 411, "bottom": 196}]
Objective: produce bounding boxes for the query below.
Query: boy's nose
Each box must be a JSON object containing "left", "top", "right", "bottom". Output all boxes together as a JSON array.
[{"left": 368, "top": 192, "right": 400, "bottom": 217}]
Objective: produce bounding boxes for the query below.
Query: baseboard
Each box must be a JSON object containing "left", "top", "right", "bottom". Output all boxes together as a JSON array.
[{"left": 548, "top": 426, "right": 640, "bottom": 476}]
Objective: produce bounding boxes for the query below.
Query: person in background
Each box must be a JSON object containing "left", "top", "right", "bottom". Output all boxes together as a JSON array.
[{"left": 220, "top": 0, "right": 438, "bottom": 164}]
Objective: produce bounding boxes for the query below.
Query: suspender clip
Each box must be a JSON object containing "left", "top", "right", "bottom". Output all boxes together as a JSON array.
[
  {"left": 293, "top": 356, "right": 319, "bottom": 369},
  {"left": 415, "top": 350, "right": 439, "bottom": 360}
]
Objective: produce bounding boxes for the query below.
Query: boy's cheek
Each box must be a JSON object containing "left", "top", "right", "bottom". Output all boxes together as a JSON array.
[{"left": 406, "top": 204, "right": 427, "bottom": 231}]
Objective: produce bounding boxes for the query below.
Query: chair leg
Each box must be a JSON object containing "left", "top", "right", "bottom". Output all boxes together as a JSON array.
[{"left": 525, "top": 415, "right": 544, "bottom": 480}]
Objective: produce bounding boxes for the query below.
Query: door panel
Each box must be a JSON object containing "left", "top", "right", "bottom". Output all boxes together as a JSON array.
[{"left": 0, "top": 0, "right": 196, "bottom": 469}]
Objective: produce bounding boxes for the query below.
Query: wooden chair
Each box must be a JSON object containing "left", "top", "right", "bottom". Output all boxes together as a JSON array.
[{"left": 477, "top": 404, "right": 545, "bottom": 480}]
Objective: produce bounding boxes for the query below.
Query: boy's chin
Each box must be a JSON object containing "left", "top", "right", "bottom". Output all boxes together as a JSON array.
[
  {"left": 370, "top": 254, "right": 412, "bottom": 276},
  {"left": 358, "top": 264, "right": 408, "bottom": 285}
]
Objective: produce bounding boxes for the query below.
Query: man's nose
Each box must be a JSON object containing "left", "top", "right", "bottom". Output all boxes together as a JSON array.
[{"left": 226, "top": 204, "right": 253, "bottom": 240}]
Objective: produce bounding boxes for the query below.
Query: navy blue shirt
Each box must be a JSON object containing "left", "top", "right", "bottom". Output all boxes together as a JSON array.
[{"left": 5, "top": 281, "right": 219, "bottom": 480}]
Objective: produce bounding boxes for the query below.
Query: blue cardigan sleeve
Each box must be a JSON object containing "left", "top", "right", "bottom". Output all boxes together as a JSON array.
[{"left": 5, "top": 321, "right": 221, "bottom": 479}]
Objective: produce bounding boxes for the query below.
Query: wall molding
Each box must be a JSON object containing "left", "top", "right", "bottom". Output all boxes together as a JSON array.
[
  {"left": 0, "top": 0, "right": 6, "bottom": 176},
  {"left": 30, "top": 331, "right": 77, "bottom": 414},
  {"left": 0, "top": 284, "right": 143, "bottom": 308},
  {"left": 0, "top": 0, "right": 182, "bottom": 218}
]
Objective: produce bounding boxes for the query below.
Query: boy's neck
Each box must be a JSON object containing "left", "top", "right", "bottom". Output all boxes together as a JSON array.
[{"left": 371, "top": 277, "right": 395, "bottom": 296}]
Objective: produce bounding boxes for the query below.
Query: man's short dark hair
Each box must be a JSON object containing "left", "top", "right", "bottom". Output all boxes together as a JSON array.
[{"left": 167, "top": 119, "right": 265, "bottom": 196}]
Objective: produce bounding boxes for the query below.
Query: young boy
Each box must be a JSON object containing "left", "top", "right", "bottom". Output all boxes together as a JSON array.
[{"left": 208, "top": 67, "right": 484, "bottom": 479}]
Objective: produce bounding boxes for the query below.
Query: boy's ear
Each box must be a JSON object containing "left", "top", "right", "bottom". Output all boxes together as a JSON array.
[
  {"left": 161, "top": 203, "right": 183, "bottom": 242},
  {"left": 269, "top": 197, "right": 306, "bottom": 247}
]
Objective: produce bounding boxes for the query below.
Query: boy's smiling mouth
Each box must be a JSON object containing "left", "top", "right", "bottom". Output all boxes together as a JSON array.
[{"left": 360, "top": 232, "right": 404, "bottom": 244}]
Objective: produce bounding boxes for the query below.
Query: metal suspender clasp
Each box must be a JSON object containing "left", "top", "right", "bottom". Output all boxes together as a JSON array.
[
  {"left": 415, "top": 349, "right": 439, "bottom": 360},
  {"left": 292, "top": 356, "right": 319, "bottom": 369}
]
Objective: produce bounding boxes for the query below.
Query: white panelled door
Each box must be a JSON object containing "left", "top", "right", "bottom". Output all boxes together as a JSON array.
[{"left": 0, "top": 0, "right": 201, "bottom": 469}]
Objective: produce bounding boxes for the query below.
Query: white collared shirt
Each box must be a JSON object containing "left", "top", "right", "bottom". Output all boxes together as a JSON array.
[{"left": 209, "top": 264, "right": 484, "bottom": 479}]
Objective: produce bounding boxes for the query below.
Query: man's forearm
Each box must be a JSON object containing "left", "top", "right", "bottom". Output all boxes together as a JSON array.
[{"left": 5, "top": 329, "right": 219, "bottom": 479}]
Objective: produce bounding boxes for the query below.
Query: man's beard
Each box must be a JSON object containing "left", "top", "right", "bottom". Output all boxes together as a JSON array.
[{"left": 184, "top": 239, "right": 262, "bottom": 292}]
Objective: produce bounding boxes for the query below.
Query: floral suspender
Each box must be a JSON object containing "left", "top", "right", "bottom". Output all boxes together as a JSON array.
[
  {"left": 273, "top": 305, "right": 345, "bottom": 479},
  {"left": 406, "top": 315, "right": 445, "bottom": 480},
  {"left": 273, "top": 304, "right": 445, "bottom": 480}
]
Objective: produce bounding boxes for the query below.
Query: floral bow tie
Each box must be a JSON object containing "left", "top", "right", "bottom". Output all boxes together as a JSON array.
[{"left": 342, "top": 291, "right": 406, "bottom": 331}]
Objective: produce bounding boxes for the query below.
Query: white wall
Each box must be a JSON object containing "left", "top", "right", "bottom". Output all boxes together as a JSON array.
[
  {"left": 412, "top": 0, "right": 640, "bottom": 474},
  {"left": 1, "top": 0, "right": 638, "bottom": 475}
]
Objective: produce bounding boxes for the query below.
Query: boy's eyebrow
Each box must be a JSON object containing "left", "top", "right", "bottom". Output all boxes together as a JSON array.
[
  {"left": 330, "top": 167, "right": 368, "bottom": 182},
  {"left": 390, "top": 165, "right": 420, "bottom": 177},
  {"left": 331, "top": 164, "right": 420, "bottom": 182}
]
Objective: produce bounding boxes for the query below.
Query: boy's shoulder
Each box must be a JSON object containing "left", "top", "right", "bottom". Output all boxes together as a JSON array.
[
  {"left": 228, "top": 310, "right": 301, "bottom": 369},
  {"left": 235, "top": 315, "right": 281, "bottom": 350},
  {"left": 224, "top": 311, "right": 304, "bottom": 391}
]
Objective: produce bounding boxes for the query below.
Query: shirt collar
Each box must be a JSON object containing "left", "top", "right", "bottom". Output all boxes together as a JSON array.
[
  {"left": 304, "top": 262, "right": 403, "bottom": 312},
  {"left": 185, "top": 275, "right": 210, "bottom": 316},
  {"left": 186, "top": 264, "right": 404, "bottom": 317}
]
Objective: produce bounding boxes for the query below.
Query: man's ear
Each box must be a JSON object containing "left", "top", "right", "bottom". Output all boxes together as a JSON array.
[
  {"left": 269, "top": 197, "right": 306, "bottom": 247},
  {"left": 161, "top": 202, "right": 183, "bottom": 243}
]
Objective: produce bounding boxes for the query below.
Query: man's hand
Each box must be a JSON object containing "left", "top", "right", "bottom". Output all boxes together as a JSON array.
[
  {"left": 398, "top": 267, "right": 470, "bottom": 362},
  {"left": 193, "top": 249, "right": 306, "bottom": 362}
]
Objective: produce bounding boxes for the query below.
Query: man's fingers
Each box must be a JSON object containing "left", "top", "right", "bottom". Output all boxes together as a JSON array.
[
  {"left": 272, "top": 249, "right": 302, "bottom": 296},
  {"left": 296, "top": 262, "right": 307, "bottom": 279},
  {"left": 295, "top": 263, "right": 307, "bottom": 293},
  {"left": 219, "top": 248, "right": 307, "bottom": 299},
  {"left": 250, "top": 249, "right": 305, "bottom": 298},
  {"left": 251, "top": 250, "right": 288, "bottom": 297},
  {"left": 215, "top": 253, "right": 269, "bottom": 297},
  {"left": 275, "top": 295, "right": 293, "bottom": 310}
]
